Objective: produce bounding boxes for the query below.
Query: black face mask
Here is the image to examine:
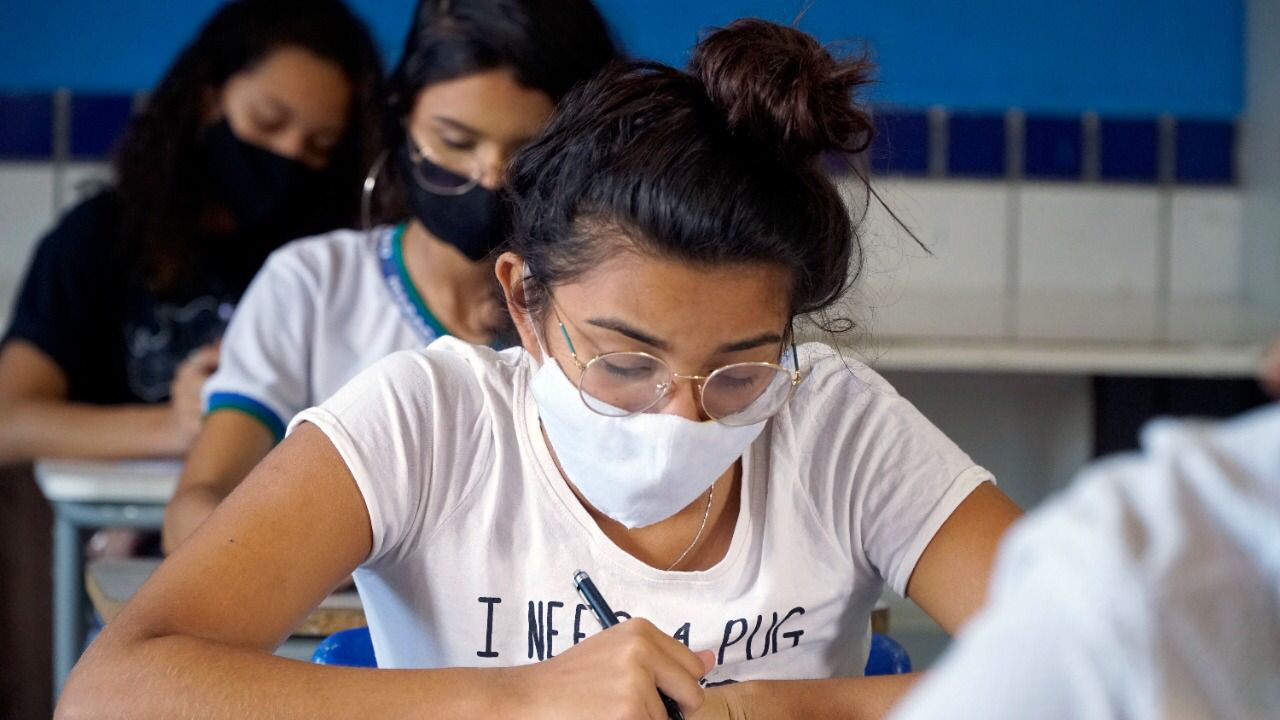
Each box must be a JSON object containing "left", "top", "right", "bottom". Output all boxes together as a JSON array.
[
  {"left": 203, "top": 120, "right": 329, "bottom": 239},
  {"left": 397, "top": 143, "right": 509, "bottom": 262}
]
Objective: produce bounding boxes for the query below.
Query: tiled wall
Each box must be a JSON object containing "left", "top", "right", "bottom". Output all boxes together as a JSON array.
[
  {"left": 0, "top": 93, "right": 1244, "bottom": 339},
  {"left": 852, "top": 108, "right": 1244, "bottom": 341}
]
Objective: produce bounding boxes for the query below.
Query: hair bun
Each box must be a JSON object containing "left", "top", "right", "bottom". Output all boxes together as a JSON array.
[{"left": 689, "top": 19, "right": 874, "bottom": 160}]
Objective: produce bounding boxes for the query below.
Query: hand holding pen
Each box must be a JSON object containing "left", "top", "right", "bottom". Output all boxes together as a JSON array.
[
  {"left": 492, "top": 570, "right": 716, "bottom": 719},
  {"left": 575, "top": 570, "right": 701, "bottom": 720}
]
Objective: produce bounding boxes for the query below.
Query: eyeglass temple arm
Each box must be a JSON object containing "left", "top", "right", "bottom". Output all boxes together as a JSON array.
[{"left": 558, "top": 322, "right": 586, "bottom": 368}]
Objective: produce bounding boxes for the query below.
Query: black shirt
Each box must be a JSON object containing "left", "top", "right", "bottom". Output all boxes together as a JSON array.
[{"left": 3, "top": 191, "right": 262, "bottom": 405}]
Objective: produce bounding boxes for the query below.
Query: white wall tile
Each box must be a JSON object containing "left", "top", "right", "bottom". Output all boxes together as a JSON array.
[
  {"left": 1018, "top": 184, "right": 1161, "bottom": 297},
  {"left": 0, "top": 163, "right": 57, "bottom": 329},
  {"left": 856, "top": 178, "right": 1009, "bottom": 295},
  {"left": 1170, "top": 188, "right": 1244, "bottom": 298},
  {"left": 836, "top": 178, "right": 1010, "bottom": 338}
]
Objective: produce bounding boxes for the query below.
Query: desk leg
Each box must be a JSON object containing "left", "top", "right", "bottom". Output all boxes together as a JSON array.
[{"left": 52, "top": 508, "right": 83, "bottom": 698}]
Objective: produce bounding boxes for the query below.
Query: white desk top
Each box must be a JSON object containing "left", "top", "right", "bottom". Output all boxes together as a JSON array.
[
  {"left": 35, "top": 459, "right": 181, "bottom": 505},
  {"left": 807, "top": 293, "right": 1277, "bottom": 377}
]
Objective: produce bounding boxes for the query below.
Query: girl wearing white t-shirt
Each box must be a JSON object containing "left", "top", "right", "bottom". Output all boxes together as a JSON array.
[
  {"left": 161, "top": 0, "right": 618, "bottom": 551},
  {"left": 64, "top": 19, "right": 1022, "bottom": 720}
]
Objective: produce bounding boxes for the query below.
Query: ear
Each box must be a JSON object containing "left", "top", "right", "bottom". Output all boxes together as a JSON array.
[{"left": 494, "top": 251, "right": 543, "bottom": 361}]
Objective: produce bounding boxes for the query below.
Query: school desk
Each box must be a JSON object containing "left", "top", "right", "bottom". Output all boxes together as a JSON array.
[{"left": 34, "top": 458, "right": 179, "bottom": 696}]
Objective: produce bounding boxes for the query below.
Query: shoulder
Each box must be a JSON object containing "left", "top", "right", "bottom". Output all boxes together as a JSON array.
[
  {"left": 319, "top": 337, "right": 527, "bottom": 420},
  {"left": 257, "top": 226, "right": 378, "bottom": 286},
  {"left": 771, "top": 342, "right": 990, "bottom": 528},
  {"left": 779, "top": 342, "right": 925, "bottom": 441},
  {"left": 32, "top": 190, "right": 121, "bottom": 264}
]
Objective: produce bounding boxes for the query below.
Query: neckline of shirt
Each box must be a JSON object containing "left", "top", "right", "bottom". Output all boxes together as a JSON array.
[
  {"left": 512, "top": 349, "right": 759, "bottom": 586},
  {"left": 377, "top": 222, "right": 451, "bottom": 342}
]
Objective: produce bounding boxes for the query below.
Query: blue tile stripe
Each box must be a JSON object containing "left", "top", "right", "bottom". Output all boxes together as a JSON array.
[
  {"left": 70, "top": 94, "right": 135, "bottom": 159},
  {"left": 947, "top": 113, "right": 1005, "bottom": 178},
  {"left": 1100, "top": 118, "right": 1159, "bottom": 182},
  {"left": 870, "top": 110, "right": 929, "bottom": 175},
  {"left": 1175, "top": 119, "right": 1234, "bottom": 184},
  {"left": 0, "top": 94, "right": 54, "bottom": 159},
  {"left": 0, "top": 92, "right": 1240, "bottom": 185},
  {"left": 1024, "top": 116, "right": 1082, "bottom": 179}
]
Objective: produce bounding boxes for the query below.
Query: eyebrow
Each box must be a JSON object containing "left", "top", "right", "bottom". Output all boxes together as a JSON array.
[
  {"left": 431, "top": 116, "right": 537, "bottom": 146},
  {"left": 432, "top": 116, "right": 479, "bottom": 136},
  {"left": 585, "top": 318, "right": 783, "bottom": 355}
]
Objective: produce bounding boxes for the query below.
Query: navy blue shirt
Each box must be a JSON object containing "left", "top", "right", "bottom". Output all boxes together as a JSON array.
[{"left": 3, "top": 192, "right": 257, "bottom": 405}]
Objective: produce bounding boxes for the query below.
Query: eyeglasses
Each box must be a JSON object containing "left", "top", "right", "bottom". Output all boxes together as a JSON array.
[
  {"left": 553, "top": 312, "right": 803, "bottom": 427},
  {"left": 405, "top": 134, "right": 481, "bottom": 196}
]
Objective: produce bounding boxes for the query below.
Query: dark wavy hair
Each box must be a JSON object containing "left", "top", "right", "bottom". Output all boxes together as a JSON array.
[
  {"left": 508, "top": 19, "right": 877, "bottom": 329},
  {"left": 113, "top": 0, "right": 383, "bottom": 293},
  {"left": 368, "top": 0, "right": 618, "bottom": 223}
]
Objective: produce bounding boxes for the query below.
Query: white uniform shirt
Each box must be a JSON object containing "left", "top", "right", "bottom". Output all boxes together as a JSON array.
[
  {"left": 891, "top": 404, "right": 1280, "bottom": 720},
  {"left": 290, "top": 337, "right": 994, "bottom": 683},
  {"left": 204, "top": 224, "right": 443, "bottom": 438}
]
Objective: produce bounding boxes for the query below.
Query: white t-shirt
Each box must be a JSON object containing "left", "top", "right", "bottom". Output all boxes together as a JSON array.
[
  {"left": 291, "top": 337, "right": 992, "bottom": 683},
  {"left": 891, "top": 404, "right": 1280, "bottom": 720},
  {"left": 204, "top": 224, "right": 444, "bottom": 438}
]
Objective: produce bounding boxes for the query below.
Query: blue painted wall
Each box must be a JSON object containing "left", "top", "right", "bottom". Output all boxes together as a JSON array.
[{"left": 0, "top": 0, "right": 1243, "bottom": 117}]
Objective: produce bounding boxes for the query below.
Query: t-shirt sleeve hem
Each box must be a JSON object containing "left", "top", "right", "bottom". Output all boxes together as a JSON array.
[
  {"left": 206, "top": 392, "right": 288, "bottom": 442},
  {"left": 888, "top": 465, "right": 995, "bottom": 596},
  {"left": 1, "top": 321, "right": 66, "bottom": 369},
  {"left": 289, "top": 406, "right": 385, "bottom": 565}
]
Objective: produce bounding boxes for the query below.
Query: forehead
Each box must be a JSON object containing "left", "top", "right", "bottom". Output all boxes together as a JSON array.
[
  {"left": 225, "top": 46, "right": 351, "bottom": 126},
  {"left": 408, "top": 68, "right": 554, "bottom": 140},
  {"left": 552, "top": 250, "right": 792, "bottom": 346}
]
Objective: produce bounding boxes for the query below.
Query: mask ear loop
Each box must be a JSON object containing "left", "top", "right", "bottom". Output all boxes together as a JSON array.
[{"left": 520, "top": 265, "right": 551, "bottom": 364}]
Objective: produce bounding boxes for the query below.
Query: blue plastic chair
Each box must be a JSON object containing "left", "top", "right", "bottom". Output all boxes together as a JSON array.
[
  {"left": 864, "top": 633, "right": 912, "bottom": 676},
  {"left": 312, "top": 626, "right": 912, "bottom": 675},
  {"left": 311, "top": 626, "right": 377, "bottom": 667}
]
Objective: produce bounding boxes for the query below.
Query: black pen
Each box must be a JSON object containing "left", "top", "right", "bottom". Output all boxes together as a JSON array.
[{"left": 573, "top": 570, "right": 685, "bottom": 720}]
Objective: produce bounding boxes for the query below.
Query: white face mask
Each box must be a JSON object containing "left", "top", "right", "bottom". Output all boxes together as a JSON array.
[{"left": 528, "top": 343, "right": 767, "bottom": 529}]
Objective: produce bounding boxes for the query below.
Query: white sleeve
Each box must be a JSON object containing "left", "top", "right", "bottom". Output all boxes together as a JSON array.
[
  {"left": 793, "top": 354, "right": 993, "bottom": 595},
  {"left": 851, "top": 396, "right": 993, "bottom": 596},
  {"left": 203, "top": 248, "right": 316, "bottom": 440},
  {"left": 288, "top": 348, "right": 497, "bottom": 566}
]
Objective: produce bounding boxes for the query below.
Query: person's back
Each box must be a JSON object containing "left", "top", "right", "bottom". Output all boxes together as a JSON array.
[{"left": 891, "top": 403, "right": 1280, "bottom": 720}]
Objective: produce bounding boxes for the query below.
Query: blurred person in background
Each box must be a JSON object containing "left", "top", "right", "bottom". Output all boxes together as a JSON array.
[
  {"left": 890, "top": 399, "right": 1280, "bottom": 720},
  {"left": 1260, "top": 336, "right": 1280, "bottom": 397},
  {"left": 0, "top": 0, "right": 382, "bottom": 466},
  {"left": 162, "top": 0, "right": 618, "bottom": 552}
]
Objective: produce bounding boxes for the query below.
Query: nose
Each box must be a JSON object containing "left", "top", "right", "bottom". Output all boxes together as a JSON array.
[
  {"left": 476, "top": 161, "right": 504, "bottom": 189},
  {"left": 270, "top": 128, "right": 310, "bottom": 164},
  {"left": 656, "top": 376, "right": 706, "bottom": 422},
  {"left": 476, "top": 149, "right": 511, "bottom": 190}
]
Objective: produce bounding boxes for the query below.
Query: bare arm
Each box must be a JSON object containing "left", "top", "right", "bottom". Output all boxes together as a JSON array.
[
  {"left": 0, "top": 340, "right": 202, "bottom": 464},
  {"left": 697, "top": 675, "right": 921, "bottom": 720},
  {"left": 162, "top": 410, "right": 275, "bottom": 553},
  {"left": 695, "top": 483, "right": 1022, "bottom": 720},
  {"left": 904, "top": 481, "right": 1022, "bottom": 634},
  {"left": 60, "top": 423, "right": 716, "bottom": 720}
]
